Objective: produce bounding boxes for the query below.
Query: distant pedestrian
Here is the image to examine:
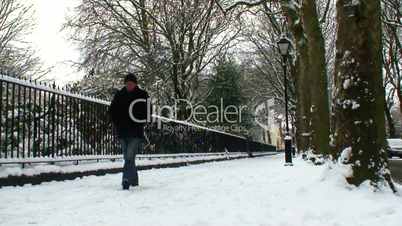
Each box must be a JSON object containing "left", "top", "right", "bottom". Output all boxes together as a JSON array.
[{"left": 109, "top": 73, "right": 151, "bottom": 190}]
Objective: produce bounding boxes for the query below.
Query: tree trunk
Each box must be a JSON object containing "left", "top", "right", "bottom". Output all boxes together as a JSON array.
[
  {"left": 281, "top": 1, "right": 311, "bottom": 152},
  {"left": 293, "top": 54, "right": 311, "bottom": 152},
  {"left": 302, "top": 0, "right": 330, "bottom": 155},
  {"left": 333, "top": 0, "right": 395, "bottom": 189},
  {"left": 281, "top": 0, "right": 330, "bottom": 154}
]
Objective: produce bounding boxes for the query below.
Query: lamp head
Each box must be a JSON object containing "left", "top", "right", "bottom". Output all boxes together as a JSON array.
[{"left": 277, "top": 37, "right": 291, "bottom": 57}]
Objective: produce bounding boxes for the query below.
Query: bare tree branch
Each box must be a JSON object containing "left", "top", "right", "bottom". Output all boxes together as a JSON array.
[{"left": 0, "top": 0, "right": 48, "bottom": 79}]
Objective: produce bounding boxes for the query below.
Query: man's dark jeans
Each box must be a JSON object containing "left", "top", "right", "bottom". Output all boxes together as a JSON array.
[{"left": 120, "top": 137, "right": 143, "bottom": 186}]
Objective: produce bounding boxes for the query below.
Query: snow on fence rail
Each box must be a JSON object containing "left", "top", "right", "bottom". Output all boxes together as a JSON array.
[
  {"left": 0, "top": 152, "right": 236, "bottom": 165},
  {"left": 0, "top": 74, "right": 110, "bottom": 105},
  {"left": 0, "top": 75, "right": 276, "bottom": 163}
]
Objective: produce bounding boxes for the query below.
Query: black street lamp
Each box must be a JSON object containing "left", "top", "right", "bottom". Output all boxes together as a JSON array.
[{"left": 277, "top": 36, "right": 293, "bottom": 166}]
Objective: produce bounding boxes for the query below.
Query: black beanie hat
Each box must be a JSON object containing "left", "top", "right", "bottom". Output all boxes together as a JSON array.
[{"left": 124, "top": 73, "right": 138, "bottom": 83}]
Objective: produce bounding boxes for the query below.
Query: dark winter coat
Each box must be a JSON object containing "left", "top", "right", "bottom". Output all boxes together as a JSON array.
[{"left": 109, "top": 87, "right": 151, "bottom": 138}]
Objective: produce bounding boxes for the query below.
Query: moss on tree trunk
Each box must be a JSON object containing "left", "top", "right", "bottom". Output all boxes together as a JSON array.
[
  {"left": 281, "top": 0, "right": 330, "bottom": 154},
  {"left": 302, "top": 0, "right": 330, "bottom": 155}
]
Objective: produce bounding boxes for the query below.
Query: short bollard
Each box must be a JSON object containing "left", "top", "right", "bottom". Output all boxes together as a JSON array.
[{"left": 284, "top": 135, "right": 293, "bottom": 166}]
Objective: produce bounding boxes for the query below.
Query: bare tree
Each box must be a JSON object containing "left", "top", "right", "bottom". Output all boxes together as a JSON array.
[
  {"left": 65, "top": 0, "right": 240, "bottom": 118},
  {"left": 382, "top": 0, "right": 402, "bottom": 137},
  {"left": 237, "top": 3, "right": 296, "bottom": 137},
  {"left": 240, "top": 8, "right": 284, "bottom": 100},
  {"left": 0, "top": 0, "right": 48, "bottom": 79},
  {"left": 218, "top": 0, "right": 331, "bottom": 155}
]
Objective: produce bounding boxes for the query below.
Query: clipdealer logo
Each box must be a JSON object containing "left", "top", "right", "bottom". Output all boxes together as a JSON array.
[{"left": 128, "top": 98, "right": 273, "bottom": 133}]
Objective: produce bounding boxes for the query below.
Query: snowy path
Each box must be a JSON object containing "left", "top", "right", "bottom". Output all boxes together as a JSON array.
[{"left": 0, "top": 155, "right": 401, "bottom": 226}]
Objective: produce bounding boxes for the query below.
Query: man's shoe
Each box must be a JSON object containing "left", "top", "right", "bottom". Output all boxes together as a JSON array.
[{"left": 122, "top": 180, "right": 130, "bottom": 190}]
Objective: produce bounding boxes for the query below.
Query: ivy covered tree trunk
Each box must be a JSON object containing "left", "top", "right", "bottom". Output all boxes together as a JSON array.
[
  {"left": 293, "top": 49, "right": 312, "bottom": 152},
  {"left": 302, "top": 0, "right": 330, "bottom": 155},
  {"left": 281, "top": 0, "right": 330, "bottom": 154},
  {"left": 333, "top": 0, "right": 395, "bottom": 189}
]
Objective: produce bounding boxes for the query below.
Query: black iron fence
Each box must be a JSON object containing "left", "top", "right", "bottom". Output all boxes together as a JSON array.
[{"left": 0, "top": 74, "right": 276, "bottom": 161}]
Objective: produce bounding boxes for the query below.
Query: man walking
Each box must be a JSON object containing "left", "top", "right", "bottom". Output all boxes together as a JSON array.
[{"left": 110, "top": 73, "right": 151, "bottom": 190}]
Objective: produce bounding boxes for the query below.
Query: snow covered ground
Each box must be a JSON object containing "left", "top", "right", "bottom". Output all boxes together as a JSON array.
[
  {"left": 0, "top": 155, "right": 401, "bottom": 226},
  {"left": 0, "top": 152, "right": 261, "bottom": 178}
]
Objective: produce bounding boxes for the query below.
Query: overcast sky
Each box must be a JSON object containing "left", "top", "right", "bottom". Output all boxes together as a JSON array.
[{"left": 29, "top": 0, "right": 83, "bottom": 85}]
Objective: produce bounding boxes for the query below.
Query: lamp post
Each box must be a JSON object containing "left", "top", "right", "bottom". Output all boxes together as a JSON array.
[{"left": 277, "top": 36, "right": 293, "bottom": 166}]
